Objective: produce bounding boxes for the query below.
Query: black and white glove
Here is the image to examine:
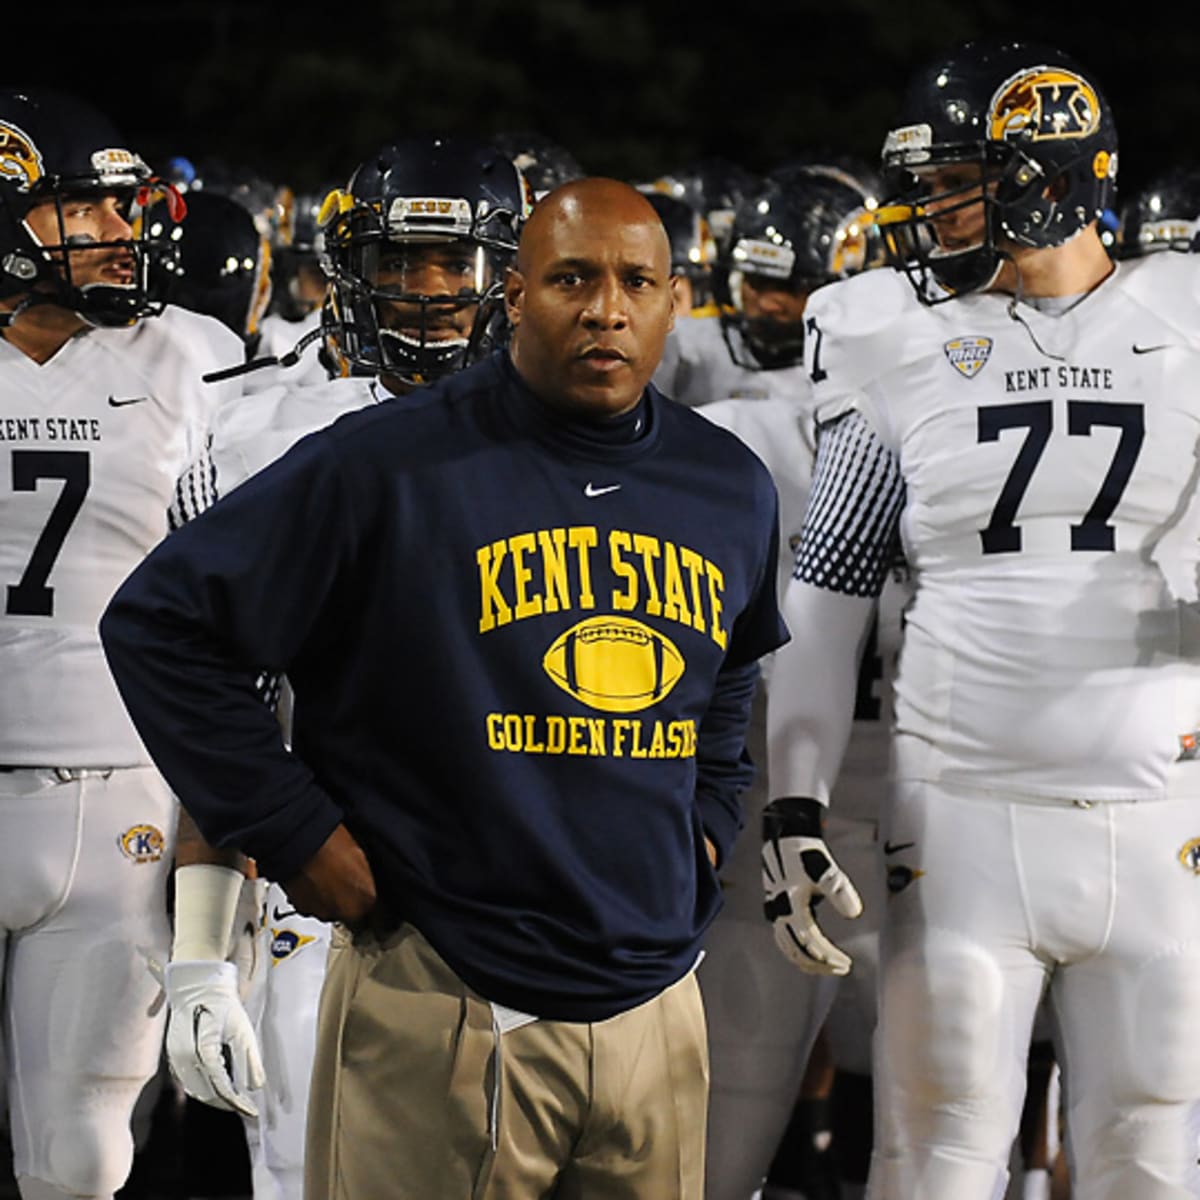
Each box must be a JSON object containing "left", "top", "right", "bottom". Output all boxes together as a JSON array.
[{"left": 762, "top": 796, "right": 863, "bottom": 976}]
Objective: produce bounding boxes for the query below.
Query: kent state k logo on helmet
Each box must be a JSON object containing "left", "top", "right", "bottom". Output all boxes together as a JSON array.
[
  {"left": 989, "top": 68, "right": 1102, "bottom": 143},
  {"left": 0, "top": 122, "right": 43, "bottom": 191}
]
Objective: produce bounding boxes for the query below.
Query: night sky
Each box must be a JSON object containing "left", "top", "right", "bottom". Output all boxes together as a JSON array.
[{"left": 23, "top": 1, "right": 1200, "bottom": 202}]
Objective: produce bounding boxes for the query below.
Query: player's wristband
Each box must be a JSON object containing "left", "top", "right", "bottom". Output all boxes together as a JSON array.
[
  {"left": 763, "top": 796, "right": 824, "bottom": 841},
  {"left": 172, "top": 863, "right": 246, "bottom": 962}
]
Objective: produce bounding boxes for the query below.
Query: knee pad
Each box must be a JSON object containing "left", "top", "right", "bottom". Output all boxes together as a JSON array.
[
  {"left": 1128, "top": 947, "right": 1200, "bottom": 1103},
  {"left": 881, "top": 929, "right": 1007, "bottom": 1105},
  {"left": 18, "top": 1180, "right": 80, "bottom": 1200},
  {"left": 26, "top": 1110, "right": 135, "bottom": 1198}
]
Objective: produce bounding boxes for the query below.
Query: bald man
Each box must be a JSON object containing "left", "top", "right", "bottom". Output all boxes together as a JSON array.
[{"left": 100, "top": 178, "right": 787, "bottom": 1200}]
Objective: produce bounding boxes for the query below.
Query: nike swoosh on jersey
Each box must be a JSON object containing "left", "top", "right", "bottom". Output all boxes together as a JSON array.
[
  {"left": 1131, "top": 344, "right": 1170, "bottom": 354},
  {"left": 107, "top": 394, "right": 151, "bottom": 407},
  {"left": 272, "top": 905, "right": 299, "bottom": 922},
  {"left": 584, "top": 482, "right": 621, "bottom": 497},
  {"left": 883, "top": 840, "right": 915, "bottom": 856}
]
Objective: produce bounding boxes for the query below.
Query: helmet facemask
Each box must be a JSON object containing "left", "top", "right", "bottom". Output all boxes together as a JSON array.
[
  {"left": 321, "top": 184, "right": 520, "bottom": 387},
  {"left": 14, "top": 167, "right": 186, "bottom": 327},
  {"left": 878, "top": 142, "right": 1012, "bottom": 304},
  {"left": 717, "top": 176, "right": 879, "bottom": 368},
  {"left": 720, "top": 267, "right": 811, "bottom": 370}
]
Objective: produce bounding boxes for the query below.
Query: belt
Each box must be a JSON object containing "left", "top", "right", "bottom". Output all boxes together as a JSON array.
[{"left": 0, "top": 766, "right": 115, "bottom": 780}]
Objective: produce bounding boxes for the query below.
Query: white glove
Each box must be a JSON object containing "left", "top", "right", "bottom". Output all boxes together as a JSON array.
[
  {"left": 762, "top": 797, "right": 863, "bottom": 976},
  {"left": 164, "top": 959, "right": 266, "bottom": 1118}
]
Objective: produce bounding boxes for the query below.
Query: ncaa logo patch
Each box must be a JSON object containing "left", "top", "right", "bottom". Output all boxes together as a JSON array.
[
  {"left": 117, "top": 823, "right": 166, "bottom": 864},
  {"left": 542, "top": 616, "right": 684, "bottom": 714},
  {"left": 270, "top": 928, "right": 316, "bottom": 965},
  {"left": 0, "top": 121, "right": 44, "bottom": 191},
  {"left": 1177, "top": 838, "right": 1200, "bottom": 875},
  {"left": 944, "top": 336, "right": 993, "bottom": 379}
]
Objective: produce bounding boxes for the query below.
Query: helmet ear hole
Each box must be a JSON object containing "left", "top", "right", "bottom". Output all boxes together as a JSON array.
[{"left": 1045, "top": 173, "right": 1071, "bottom": 203}]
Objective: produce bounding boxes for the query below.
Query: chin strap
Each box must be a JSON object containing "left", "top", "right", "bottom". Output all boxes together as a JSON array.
[
  {"left": 0, "top": 292, "right": 60, "bottom": 328},
  {"left": 202, "top": 323, "right": 325, "bottom": 383},
  {"left": 1003, "top": 256, "right": 1069, "bottom": 363}
]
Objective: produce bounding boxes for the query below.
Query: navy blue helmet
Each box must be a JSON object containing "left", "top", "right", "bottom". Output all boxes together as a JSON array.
[
  {"left": 147, "top": 190, "right": 272, "bottom": 345},
  {"left": 319, "top": 135, "right": 530, "bottom": 386},
  {"left": 877, "top": 40, "right": 1118, "bottom": 302},
  {"left": 0, "top": 87, "right": 183, "bottom": 325},
  {"left": 716, "top": 173, "right": 880, "bottom": 369}
]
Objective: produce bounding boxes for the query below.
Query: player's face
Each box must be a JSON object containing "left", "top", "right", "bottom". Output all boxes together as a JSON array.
[
  {"left": 917, "top": 163, "right": 989, "bottom": 253},
  {"left": 506, "top": 193, "right": 676, "bottom": 417},
  {"left": 740, "top": 273, "right": 811, "bottom": 323},
  {"left": 376, "top": 241, "right": 483, "bottom": 343},
  {"left": 23, "top": 191, "right": 136, "bottom": 291}
]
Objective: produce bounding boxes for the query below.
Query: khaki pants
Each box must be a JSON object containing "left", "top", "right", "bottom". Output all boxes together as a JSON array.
[{"left": 305, "top": 922, "right": 709, "bottom": 1200}]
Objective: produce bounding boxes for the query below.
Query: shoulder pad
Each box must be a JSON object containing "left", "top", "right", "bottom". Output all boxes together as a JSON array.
[
  {"left": 1115, "top": 254, "right": 1200, "bottom": 349},
  {"left": 803, "top": 267, "right": 935, "bottom": 399}
]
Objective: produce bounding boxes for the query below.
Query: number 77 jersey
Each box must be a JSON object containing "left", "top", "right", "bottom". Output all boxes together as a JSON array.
[
  {"left": 801, "top": 253, "right": 1200, "bottom": 802},
  {"left": 0, "top": 306, "right": 242, "bottom": 768}
]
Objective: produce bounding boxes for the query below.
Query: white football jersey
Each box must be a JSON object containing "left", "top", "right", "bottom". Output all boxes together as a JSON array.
[
  {"left": 0, "top": 306, "right": 243, "bottom": 766},
  {"left": 804, "top": 255, "right": 1200, "bottom": 801},
  {"left": 699, "top": 393, "right": 816, "bottom": 603},
  {"left": 211, "top": 374, "right": 384, "bottom": 495},
  {"left": 653, "top": 313, "right": 810, "bottom": 408}
]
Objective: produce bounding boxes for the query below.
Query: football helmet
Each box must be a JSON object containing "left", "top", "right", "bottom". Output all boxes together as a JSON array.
[
  {"left": 319, "top": 135, "right": 530, "bottom": 386},
  {"left": 640, "top": 191, "right": 717, "bottom": 312},
  {"left": 716, "top": 173, "right": 881, "bottom": 369},
  {"left": 147, "top": 190, "right": 272, "bottom": 346},
  {"left": 1119, "top": 167, "right": 1200, "bottom": 257},
  {"left": 648, "top": 158, "right": 759, "bottom": 252},
  {"left": 269, "top": 186, "right": 331, "bottom": 321},
  {"left": 491, "top": 131, "right": 583, "bottom": 201},
  {"left": 0, "top": 87, "right": 183, "bottom": 325},
  {"left": 770, "top": 156, "right": 882, "bottom": 211},
  {"left": 878, "top": 39, "right": 1118, "bottom": 302}
]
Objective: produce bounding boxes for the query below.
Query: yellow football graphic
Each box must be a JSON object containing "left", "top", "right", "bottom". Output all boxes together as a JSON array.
[{"left": 542, "top": 616, "right": 684, "bottom": 713}]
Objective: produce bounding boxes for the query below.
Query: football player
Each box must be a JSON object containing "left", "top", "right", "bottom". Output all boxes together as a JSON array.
[
  {"left": 1118, "top": 165, "right": 1200, "bottom": 257},
  {"left": 764, "top": 38, "right": 1200, "bottom": 1199},
  {"left": 490, "top": 130, "right": 583, "bottom": 201},
  {"left": 640, "top": 189, "right": 717, "bottom": 317},
  {"left": 680, "top": 168, "right": 894, "bottom": 1200},
  {"left": 256, "top": 185, "right": 334, "bottom": 389},
  {"left": 148, "top": 188, "right": 273, "bottom": 355},
  {"left": 654, "top": 171, "right": 879, "bottom": 409},
  {"left": 0, "top": 87, "right": 242, "bottom": 1200},
  {"left": 162, "top": 134, "right": 529, "bottom": 1200},
  {"left": 649, "top": 156, "right": 760, "bottom": 253}
]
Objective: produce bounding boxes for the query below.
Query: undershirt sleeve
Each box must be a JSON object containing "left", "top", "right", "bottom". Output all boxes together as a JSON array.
[
  {"left": 794, "top": 408, "right": 905, "bottom": 598},
  {"left": 766, "top": 408, "right": 905, "bottom": 805}
]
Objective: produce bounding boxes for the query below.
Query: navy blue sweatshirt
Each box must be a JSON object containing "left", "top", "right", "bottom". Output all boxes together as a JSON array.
[{"left": 101, "top": 352, "right": 786, "bottom": 1021}]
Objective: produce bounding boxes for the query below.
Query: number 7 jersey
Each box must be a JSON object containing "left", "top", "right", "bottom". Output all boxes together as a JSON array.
[
  {"left": 803, "top": 254, "right": 1200, "bottom": 801},
  {"left": 0, "top": 306, "right": 242, "bottom": 767}
]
